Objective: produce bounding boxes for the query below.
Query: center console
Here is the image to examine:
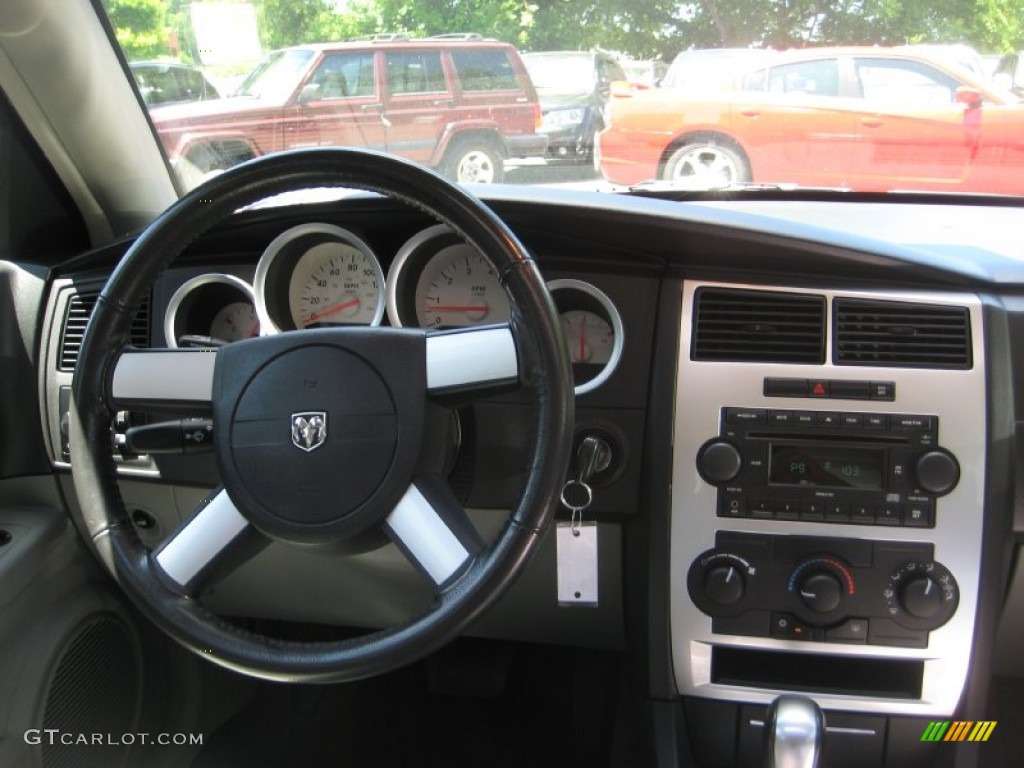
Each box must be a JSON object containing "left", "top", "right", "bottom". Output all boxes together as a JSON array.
[{"left": 670, "top": 283, "right": 986, "bottom": 732}]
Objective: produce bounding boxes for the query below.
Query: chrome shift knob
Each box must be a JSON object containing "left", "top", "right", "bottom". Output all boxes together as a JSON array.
[{"left": 766, "top": 695, "right": 824, "bottom": 768}]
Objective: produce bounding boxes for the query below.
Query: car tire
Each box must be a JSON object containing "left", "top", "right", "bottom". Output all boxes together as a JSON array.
[
  {"left": 662, "top": 138, "right": 750, "bottom": 186},
  {"left": 444, "top": 139, "right": 505, "bottom": 184}
]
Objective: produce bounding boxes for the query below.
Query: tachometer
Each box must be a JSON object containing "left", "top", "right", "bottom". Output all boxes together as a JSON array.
[
  {"left": 387, "top": 224, "right": 510, "bottom": 329},
  {"left": 415, "top": 245, "right": 508, "bottom": 329},
  {"left": 255, "top": 223, "right": 385, "bottom": 332}
]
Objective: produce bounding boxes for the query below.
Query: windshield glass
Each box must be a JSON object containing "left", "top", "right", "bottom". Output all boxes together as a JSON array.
[
  {"left": 102, "top": 1, "right": 1024, "bottom": 196},
  {"left": 235, "top": 48, "right": 316, "bottom": 100}
]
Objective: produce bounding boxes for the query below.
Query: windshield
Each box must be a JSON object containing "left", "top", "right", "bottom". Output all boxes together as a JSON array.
[{"left": 103, "top": 1, "right": 1024, "bottom": 196}]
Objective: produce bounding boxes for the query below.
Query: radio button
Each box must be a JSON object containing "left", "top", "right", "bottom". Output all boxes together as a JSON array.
[
  {"left": 769, "top": 410, "right": 799, "bottom": 426},
  {"left": 817, "top": 412, "right": 841, "bottom": 427},
  {"left": 903, "top": 500, "right": 934, "bottom": 528},
  {"left": 876, "top": 504, "right": 902, "bottom": 526},
  {"left": 892, "top": 414, "right": 935, "bottom": 432},
  {"left": 849, "top": 503, "right": 875, "bottom": 524},
  {"left": 776, "top": 499, "right": 800, "bottom": 520},
  {"left": 800, "top": 500, "right": 825, "bottom": 521},
  {"left": 914, "top": 449, "right": 960, "bottom": 495},
  {"left": 825, "top": 501, "right": 850, "bottom": 522},
  {"left": 724, "top": 408, "right": 766, "bottom": 425},
  {"left": 840, "top": 413, "right": 863, "bottom": 428},
  {"left": 697, "top": 439, "right": 743, "bottom": 484},
  {"left": 749, "top": 498, "right": 775, "bottom": 519}
]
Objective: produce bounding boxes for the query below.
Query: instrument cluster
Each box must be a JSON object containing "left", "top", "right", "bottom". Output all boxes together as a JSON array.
[{"left": 163, "top": 222, "right": 625, "bottom": 393}]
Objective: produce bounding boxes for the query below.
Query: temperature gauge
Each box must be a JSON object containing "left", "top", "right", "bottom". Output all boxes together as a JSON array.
[
  {"left": 561, "top": 310, "right": 614, "bottom": 364},
  {"left": 548, "top": 279, "right": 624, "bottom": 395}
]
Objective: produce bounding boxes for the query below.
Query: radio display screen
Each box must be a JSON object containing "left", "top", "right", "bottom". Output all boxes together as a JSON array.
[{"left": 769, "top": 444, "right": 884, "bottom": 489}]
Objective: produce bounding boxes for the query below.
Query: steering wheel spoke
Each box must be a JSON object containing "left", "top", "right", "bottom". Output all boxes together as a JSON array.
[
  {"left": 110, "top": 348, "right": 217, "bottom": 411},
  {"left": 384, "top": 476, "right": 484, "bottom": 589},
  {"left": 425, "top": 325, "right": 519, "bottom": 401},
  {"left": 151, "top": 489, "right": 261, "bottom": 595}
]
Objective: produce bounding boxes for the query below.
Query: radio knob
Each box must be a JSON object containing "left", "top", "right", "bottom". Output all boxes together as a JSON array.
[
  {"left": 900, "top": 575, "right": 943, "bottom": 619},
  {"left": 798, "top": 571, "right": 842, "bottom": 613},
  {"left": 914, "top": 450, "right": 959, "bottom": 495},
  {"left": 703, "top": 564, "right": 745, "bottom": 605},
  {"left": 697, "top": 440, "right": 743, "bottom": 484}
]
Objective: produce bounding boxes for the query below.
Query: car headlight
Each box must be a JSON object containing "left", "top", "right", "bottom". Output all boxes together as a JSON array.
[{"left": 541, "top": 108, "right": 586, "bottom": 129}]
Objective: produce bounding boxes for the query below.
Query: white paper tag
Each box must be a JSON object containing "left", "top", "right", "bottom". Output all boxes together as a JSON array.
[{"left": 556, "top": 521, "right": 598, "bottom": 606}]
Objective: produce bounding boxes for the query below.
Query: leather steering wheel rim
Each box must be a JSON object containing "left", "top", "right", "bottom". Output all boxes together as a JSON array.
[{"left": 69, "top": 148, "right": 575, "bottom": 682}]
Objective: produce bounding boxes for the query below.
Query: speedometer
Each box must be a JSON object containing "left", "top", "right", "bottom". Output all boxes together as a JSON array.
[
  {"left": 288, "top": 240, "right": 382, "bottom": 328},
  {"left": 255, "top": 223, "right": 385, "bottom": 332}
]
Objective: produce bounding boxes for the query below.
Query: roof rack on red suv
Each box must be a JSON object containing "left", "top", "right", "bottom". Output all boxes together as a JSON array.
[{"left": 148, "top": 35, "right": 546, "bottom": 186}]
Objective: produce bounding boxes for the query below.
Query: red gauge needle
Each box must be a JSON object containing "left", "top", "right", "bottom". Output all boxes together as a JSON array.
[
  {"left": 430, "top": 305, "right": 489, "bottom": 312},
  {"left": 307, "top": 297, "right": 359, "bottom": 323},
  {"left": 579, "top": 313, "right": 586, "bottom": 361}
]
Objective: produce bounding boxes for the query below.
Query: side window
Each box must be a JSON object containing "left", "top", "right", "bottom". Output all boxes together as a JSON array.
[
  {"left": 450, "top": 49, "right": 517, "bottom": 92},
  {"left": 856, "top": 58, "right": 960, "bottom": 105},
  {"left": 310, "top": 53, "right": 376, "bottom": 99},
  {"left": 385, "top": 52, "right": 446, "bottom": 95},
  {"left": 759, "top": 60, "right": 840, "bottom": 96}
]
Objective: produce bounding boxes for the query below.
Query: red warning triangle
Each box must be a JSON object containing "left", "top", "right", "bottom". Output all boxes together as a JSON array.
[{"left": 811, "top": 381, "right": 826, "bottom": 396}]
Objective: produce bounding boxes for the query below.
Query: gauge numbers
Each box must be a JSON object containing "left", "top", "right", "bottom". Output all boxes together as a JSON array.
[
  {"left": 210, "top": 301, "right": 259, "bottom": 342},
  {"left": 415, "top": 245, "right": 509, "bottom": 329},
  {"left": 289, "top": 241, "right": 383, "bottom": 328}
]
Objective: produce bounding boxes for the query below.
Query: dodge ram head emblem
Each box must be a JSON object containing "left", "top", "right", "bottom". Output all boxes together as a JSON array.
[{"left": 291, "top": 412, "right": 327, "bottom": 452}]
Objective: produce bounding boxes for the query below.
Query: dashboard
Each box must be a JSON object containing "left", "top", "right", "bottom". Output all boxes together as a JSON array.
[{"left": 35, "top": 187, "right": 1024, "bottom": 766}]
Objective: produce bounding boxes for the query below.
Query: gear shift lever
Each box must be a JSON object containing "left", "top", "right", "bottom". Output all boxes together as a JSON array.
[{"left": 766, "top": 695, "right": 824, "bottom": 768}]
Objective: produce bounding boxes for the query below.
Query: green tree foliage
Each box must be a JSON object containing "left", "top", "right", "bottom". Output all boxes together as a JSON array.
[
  {"left": 105, "top": 0, "right": 1024, "bottom": 70},
  {"left": 104, "top": 0, "right": 170, "bottom": 59}
]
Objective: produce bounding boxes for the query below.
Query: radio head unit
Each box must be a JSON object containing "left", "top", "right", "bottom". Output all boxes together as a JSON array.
[{"left": 696, "top": 408, "right": 959, "bottom": 529}]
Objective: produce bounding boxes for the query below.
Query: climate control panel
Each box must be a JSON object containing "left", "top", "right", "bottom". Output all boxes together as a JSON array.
[{"left": 687, "top": 532, "right": 958, "bottom": 648}]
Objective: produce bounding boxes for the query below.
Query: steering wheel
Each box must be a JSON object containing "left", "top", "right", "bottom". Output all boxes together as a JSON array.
[{"left": 69, "top": 148, "right": 574, "bottom": 682}]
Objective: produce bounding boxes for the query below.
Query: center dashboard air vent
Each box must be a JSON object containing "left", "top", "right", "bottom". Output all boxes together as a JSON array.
[
  {"left": 58, "top": 290, "right": 150, "bottom": 372},
  {"left": 834, "top": 298, "right": 971, "bottom": 369},
  {"left": 692, "top": 287, "right": 826, "bottom": 363}
]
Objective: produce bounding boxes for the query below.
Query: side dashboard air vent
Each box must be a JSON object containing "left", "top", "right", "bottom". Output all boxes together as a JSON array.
[
  {"left": 834, "top": 298, "right": 971, "bottom": 369},
  {"left": 59, "top": 291, "right": 150, "bottom": 372},
  {"left": 692, "top": 288, "right": 826, "bottom": 363}
]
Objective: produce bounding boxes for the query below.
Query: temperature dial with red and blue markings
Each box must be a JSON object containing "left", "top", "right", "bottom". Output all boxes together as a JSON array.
[{"left": 789, "top": 556, "right": 856, "bottom": 616}]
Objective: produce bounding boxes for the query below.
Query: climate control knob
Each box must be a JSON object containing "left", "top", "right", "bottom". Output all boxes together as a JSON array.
[
  {"left": 884, "top": 561, "right": 959, "bottom": 630},
  {"left": 913, "top": 449, "right": 960, "bottom": 495},
  {"left": 899, "top": 576, "right": 944, "bottom": 619},
  {"left": 797, "top": 571, "right": 842, "bottom": 613},
  {"left": 704, "top": 565, "right": 745, "bottom": 605},
  {"left": 697, "top": 439, "right": 743, "bottom": 484}
]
